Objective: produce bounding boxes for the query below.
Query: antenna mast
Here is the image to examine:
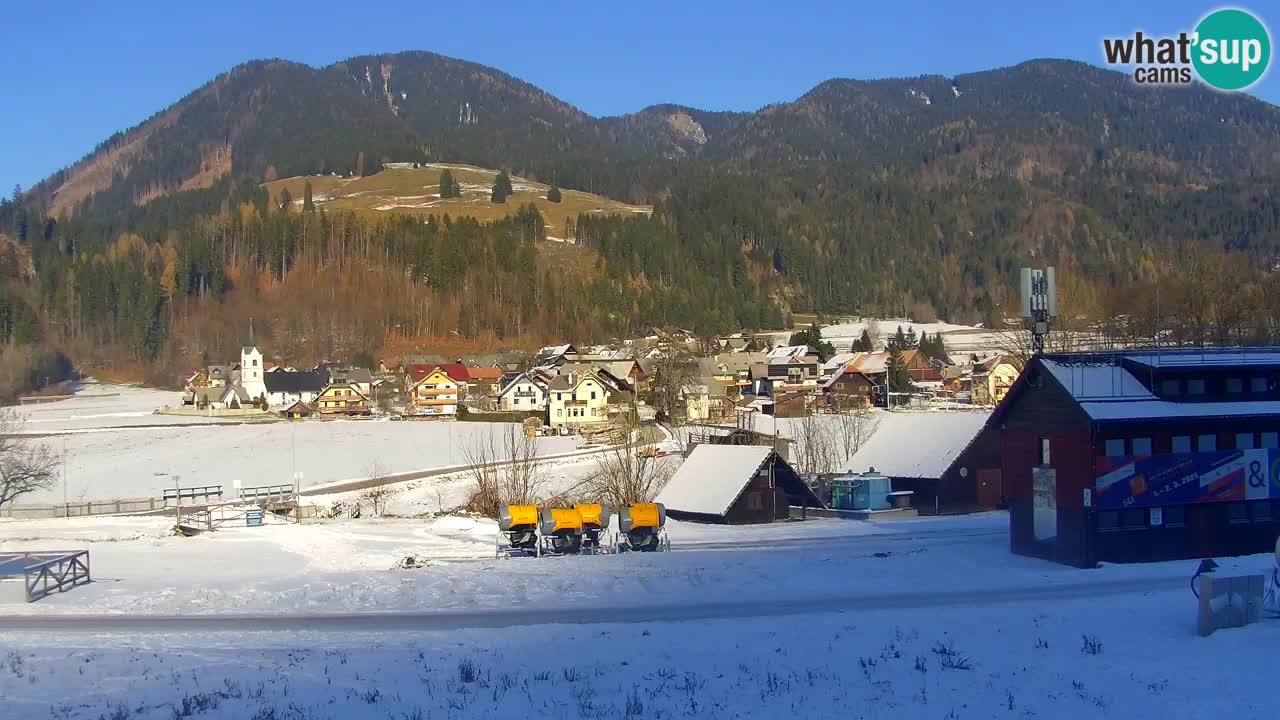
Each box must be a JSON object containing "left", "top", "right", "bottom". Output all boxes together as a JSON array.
[{"left": 1020, "top": 267, "right": 1057, "bottom": 356}]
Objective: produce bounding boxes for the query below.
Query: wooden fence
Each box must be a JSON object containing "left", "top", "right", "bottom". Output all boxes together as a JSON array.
[{"left": 0, "top": 550, "right": 91, "bottom": 602}]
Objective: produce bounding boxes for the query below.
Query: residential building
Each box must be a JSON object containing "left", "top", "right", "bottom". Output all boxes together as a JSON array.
[
  {"left": 263, "top": 371, "right": 326, "bottom": 409},
  {"left": 547, "top": 369, "right": 618, "bottom": 428},
  {"left": 679, "top": 384, "right": 711, "bottom": 422},
  {"left": 972, "top": 355, "right": 1020, "bottom": 406},
  {"left": 656, "top": 445, "right": 823, "bottom": 524},
  {"left": 497, "top": 372, "right": 549, "bottom": 412},
  {"left": 315, "top": 383, "right": 369, "bottom": 415},
  {"left": 409, "top": 366, "right": 461, "bottom": 416}
]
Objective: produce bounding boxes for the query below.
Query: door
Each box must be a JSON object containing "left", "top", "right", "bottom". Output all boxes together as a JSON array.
[
  {"left": 977, "top": 469, "right": 1003, "bottom": 508},
  {"left": 1032, "top": 467, "right": 1057, "bottom": 543}
]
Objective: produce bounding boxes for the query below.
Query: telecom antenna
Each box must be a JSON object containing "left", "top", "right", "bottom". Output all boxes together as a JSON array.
[{"left": 1020, "top": 267, "right": 1057, "bottom": 355}]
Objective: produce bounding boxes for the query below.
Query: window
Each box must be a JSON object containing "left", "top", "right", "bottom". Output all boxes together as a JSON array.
[
  {"left": 1098, "top": 511, "right": 1119, "bottom": 531},
  {"left": 253, "top": 359, "right": 259, "bottom": 367},
  {"left": 1122, "top": 508, "right": 1146, "bottom": 529},
  {"left": 1236, "top": 433, "right": 1256, "bottom": 450},
  {"left": 1132, "top": 438, "right": 1153, "bottom": 457},
  {"left": 556, "top": 409, "right": 563, "bottom": 417},
  {"left": 1250, "top": 502, "right": 1272, "bottom": 522},
  {"left": 1164, "top": 505, "right": 1186, "bottom": 527},
  {"left": 1104, "top": 439, "right": 1125, "bottom": 457},
  {"left": 1197, "top": 434, "right": 1217, "bottom": 452},
  {"left": 1263, "top": 432, "right": 1279, "bottom": 449},
  {"left": 590, "top": 391, "right": 597, "bottom": 400},
  {"left": 1160, "top": 379, "right": 1181, "bottom": 395},
  {"left": 1229, "top": 503, "right": 1249, "bottom": 524},
  {"left": 1251, "top": 377, "right": 1269, "bottom": 393},
  {"left": 1040, "top": 438, "right": 1051, "bottom": 466},
  {"left": 1172, "top": 436, "right": 1192, "bottom": 453},
  {"left": 1227, "top": 378, "right": 1244, "bottom": 394},
  {"left": 747, "top": 492, "right": 764, "bottom": 511},
  {"left": 1187, "top": 378, "right": 1205, "bottom": 395}
]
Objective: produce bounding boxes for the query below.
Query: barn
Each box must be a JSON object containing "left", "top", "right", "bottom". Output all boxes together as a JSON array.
[
  {"left": 997, "top": 349, "right": 1280, "bottom": 567},
  {"left": 839, "top": 410, "right": 1000, "bottom": 514},
  {"left": 657, "top": 445, "right": 824, "bottom": 524}
]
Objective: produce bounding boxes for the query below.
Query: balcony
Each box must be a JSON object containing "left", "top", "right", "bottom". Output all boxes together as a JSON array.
[
  {"left": 415, "top": 387, "right": 456, "bottom": 397},
  {"left": 413, "top": 397, "right": 457, "bottom": 406}
]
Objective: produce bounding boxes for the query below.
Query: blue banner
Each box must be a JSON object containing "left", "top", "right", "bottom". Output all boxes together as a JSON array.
[{"left": 1095, "top": 449, "right": 1280, "bottom": 510}]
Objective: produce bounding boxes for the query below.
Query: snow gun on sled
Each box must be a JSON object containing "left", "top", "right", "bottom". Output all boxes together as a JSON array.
[
  {"left": 617, "top": 502, "right": 669, "bottom": 553},
  {"left": 495, "top": 502, "right": 670, "bottom": 557}
]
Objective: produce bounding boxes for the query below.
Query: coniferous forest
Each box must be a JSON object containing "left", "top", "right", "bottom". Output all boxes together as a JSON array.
[{"left": 2, "top": 52, "right": 1280, "bottom": 394}]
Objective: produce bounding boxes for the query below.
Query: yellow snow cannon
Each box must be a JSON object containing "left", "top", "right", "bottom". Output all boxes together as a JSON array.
[
  {"left": 539, "top": 507, "right": 585, "bottom": 555},
  {"left": 496, "top": 504, "right": 540, "bottom": 558},
  {"left": 618, "top": 502, "right": 670, "bottom": 553},
  {"left": 575, "top": 503, "right": 613, "bottom": 554}
]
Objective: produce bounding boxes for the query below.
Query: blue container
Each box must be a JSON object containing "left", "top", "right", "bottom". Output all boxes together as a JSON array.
[{"left": 831, "top": 472, "right": 891, "bottom": 510}]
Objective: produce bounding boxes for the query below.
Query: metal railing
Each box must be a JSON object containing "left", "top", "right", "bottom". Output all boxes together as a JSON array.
[
  {"left": 0, "top": 550, "right": 91, "bottom": 602},
  {"left": 238, "top": 484, "right": 295, "bottom": 503},
  {"left": 162, "top": 485, "right": 224, "bottom": 506}
]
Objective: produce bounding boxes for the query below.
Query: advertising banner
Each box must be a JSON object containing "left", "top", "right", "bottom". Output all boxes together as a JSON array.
[{"left": 1095, "top": 449, "right": 1280, "bottom": 510}]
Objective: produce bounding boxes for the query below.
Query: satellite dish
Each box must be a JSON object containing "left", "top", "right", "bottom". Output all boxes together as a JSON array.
[{"left": 959, "top": 467, "right": 969, "bottom": 478}]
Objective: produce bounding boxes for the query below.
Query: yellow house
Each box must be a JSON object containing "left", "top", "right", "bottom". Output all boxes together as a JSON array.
[
  {"left": 547, "top": 370, "right": 611, "bottom": 428},
  {"left": 410, "top": 367, "right": 459, "bottom": 416},
  {"left": 973, "top": 356, "right": 1021, "bottom": 406},
  {"left": 315, "top": 383, "right": 369, "bottom": 415}
]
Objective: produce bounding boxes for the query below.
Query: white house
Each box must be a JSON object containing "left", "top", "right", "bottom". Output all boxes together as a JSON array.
[
  {"left": 497, "top": 372, "right": 549, "bottom": 412},
  {"left": 679, "top": 384, "right": 711, "bottom": 422},
  {"left": 547, "top": 369, "right": 612, "bottom": 428},
  {"left": 263, "top": 371, "right": 327, "bottom": 409}
]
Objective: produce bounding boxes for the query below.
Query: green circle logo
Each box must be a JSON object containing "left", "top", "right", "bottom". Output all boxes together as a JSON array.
[{"left": 1193, "top": 9, "right": 1271, "bottom": 90}]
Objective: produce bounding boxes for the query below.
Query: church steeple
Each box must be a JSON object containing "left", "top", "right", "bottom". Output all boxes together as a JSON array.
[{"left": 248, "top": 317, "right": 255, "bottom": 347}]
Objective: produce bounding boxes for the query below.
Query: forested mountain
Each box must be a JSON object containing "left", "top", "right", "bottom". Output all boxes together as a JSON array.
[{"left": 2, "top": 52, "right": 1280, "bottom": 394}]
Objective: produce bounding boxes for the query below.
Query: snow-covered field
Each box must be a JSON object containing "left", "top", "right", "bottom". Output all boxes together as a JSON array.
[
  {"left": 8, "top": 382, "right": 582, "bottom": 504},
  {"left": 0, "top": 510, "right": 1276, "bottom": 718},
  {"left": 821, "top": 319, "right": 1007, "bottom": 356}
]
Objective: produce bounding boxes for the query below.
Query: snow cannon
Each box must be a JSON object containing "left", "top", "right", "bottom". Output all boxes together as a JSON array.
[
  {"left": 575, "top": 503, "right": 613, "bottom": 553},
  {"left": 539, "top": 507, "right": 584, "bottom": 555},
  {"left": 496, "top": 504, "right": 540, "bottom": 558},
  {"left": 617, "top": 502, "right": 670, "bottom": 553}
]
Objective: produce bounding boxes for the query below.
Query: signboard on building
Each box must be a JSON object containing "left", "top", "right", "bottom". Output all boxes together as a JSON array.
[{"left": 1095, "top": 449, "right": 1280, "bottom": 510}]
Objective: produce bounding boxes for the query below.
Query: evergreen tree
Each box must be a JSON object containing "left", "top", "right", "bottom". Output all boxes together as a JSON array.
[
  {"left": 546, "top": 183, "right": 561, "bottom": 203},
  {"left": 906, "top": 326, "right": 918, "bottom": 349},
  {"left": 855, "top": 328, "right": 873, "bottom": 352},
  {"left": 788, "top": 323, "right": 835, "bottom": 361},
  {"left": 439, "top": 169, "right": 458, "bottom": 198},
  {"left": 303, "top": 181, "right": 315, "bottom": 212},
  {"left": 491, "top": 170, "right": 513, "bottom": 204},
  {"left": 888, "top": 325, "right": 907, "bottom": 351},
  {"left": 886, "top": 346, "right": 912, "bottom": 406}
]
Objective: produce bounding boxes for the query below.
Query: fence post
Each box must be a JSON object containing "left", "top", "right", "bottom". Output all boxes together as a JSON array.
[{"left": 86, "top": 501, "right": 91, "bottom": 515}]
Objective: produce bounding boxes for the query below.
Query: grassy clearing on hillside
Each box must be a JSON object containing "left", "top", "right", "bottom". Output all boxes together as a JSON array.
[{"left": 265, "top": 164, "right": 651, "bottom": 232}]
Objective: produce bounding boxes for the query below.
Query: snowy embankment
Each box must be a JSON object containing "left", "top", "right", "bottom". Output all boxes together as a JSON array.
[
  {"left": 1, "top": 510, "right": 1276, "bottom": 718},
  {"left": 8, "top": 381, "right": 580, "bottom": 504}
]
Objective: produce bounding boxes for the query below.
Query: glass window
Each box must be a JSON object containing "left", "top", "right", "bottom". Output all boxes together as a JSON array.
[
  {"left": 1229, "top": 503, "right": 1249, "bottom": 524},
  {"left": 1164, "top": 505, "right": 1186, "bottom": 527},
  {"left": 1160, "top": 379, "right": 1181, "bottom": 395},
  {"left": 1122, "top": 508, "right": 1146, "bottom": 529},
  {"left": 591, "top": 392, "right": 597, "bottom": 400},
  {"left": 1040, "top": 438, "right": 1051, "bottom": 466},
  {"left": 1197, "top": 434, "right": 1217, "bottom": 452},
  {"left": 1187, "top": 378, "right": 1205, "bottom": 395},
  {"left": 1236, "top": 433, "right": 1256, "bottom": 450},
  {"left": 1227, "top": 378, "right": 1244, "bottom": 393},
  {"left": 1251, "top": 377, "right": 1269, "bottom": 393},
  {"left": 1172, "top": 436, "right": 1192, "bottom": 453},
  {"left": 1098, "top": 511, "right": 1119, "bottom": 531},
  {"left": 1250, "top": 502, "right": 1272, "bottom": 522},
  {"left": 1104, "top": 439, "right": 1125, "bottom": 457},
  {"left": 1132, "top": 438, "right": 1153, "bottom": 456},
  {"left": 1263, "top": 432, "right": 1279, "bottom": 449}
]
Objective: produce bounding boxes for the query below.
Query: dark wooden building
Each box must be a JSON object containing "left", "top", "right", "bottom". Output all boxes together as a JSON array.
[
  {"left": 996, "top": 349, "right": 1280, "bottom": 567},
  {"left": 656, "top": 445, "right": 823, "bottom": 524}
]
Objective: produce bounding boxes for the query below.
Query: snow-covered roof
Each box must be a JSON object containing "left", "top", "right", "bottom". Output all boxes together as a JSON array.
[
  {"left": 822, "top": 353, "right": 859, "bottom": 372},
  {"left": 1080, "top": 399, "right": 1280, "bottom": 421},
  {"left": 850, "top": 352, "right": 891, "bottom": 375},
  {"left": 767, "top": 345, "right": 810, "bottom": 359},
  {"left": 840, "top": 410, "right": 991, "bottom": 479},
  {"left": 1041, "top": 360, "right": 1154, "bottom": 401},
  {"left": 656, "top": 445, "right": 774, "bottom": 516},
  {"left": 1122, "top": 348, "right": 1280, "bottom": 368}
]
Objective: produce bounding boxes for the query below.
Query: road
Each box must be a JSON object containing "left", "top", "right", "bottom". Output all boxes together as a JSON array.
[{"left": 0, "top": 575, "right": 1182, "bottom": 634}]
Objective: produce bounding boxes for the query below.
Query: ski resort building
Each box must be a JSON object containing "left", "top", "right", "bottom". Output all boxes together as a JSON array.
[
  {"left": 656, "top": 445, "right": 823, "bottom": 524},
  {"left": 997, "top": 349, "right": 1280, "bottom": 567}
]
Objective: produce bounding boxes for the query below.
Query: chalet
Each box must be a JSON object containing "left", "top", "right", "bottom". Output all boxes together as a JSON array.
[
  {"left": 656, "top": 445, "right": 823, "bottom": 524},
  {"left": 822, "top": 366, "right": 876, "bottom": 409},
  {"left": 547, "top": 369, "right": 625, "bottom": 428},
  {"left": 497, "top": 371, "right": 549, "bottom": 412},
  {"left": 188, "top": 384, "right": 252, "bottom": 410},
  {"left": 206, "top": 365, "right": 232, "bottom": 388},
  {"left": 409, "top": 366, "right": 460, "bottom": 416},
  {"left": 972, "top": 355, "right": 1020, "bottom": 406},
  {"left": 322, "top": 366, "right": 374, "bottom": 398},
  {"left": 183, "top": 370, "right": 208, "bottom": 390},
  {"left": 315, "top": 383, "right": 369, "bottom": 416},
  {"left": 264, "top": 371, "right": 326, "bottom": 409},
  {"left": 839, "top": 410, "right": 999, "bottom": 514},
  {"left": 997, "top": 349, "right": 1280, "bottom": 567}
]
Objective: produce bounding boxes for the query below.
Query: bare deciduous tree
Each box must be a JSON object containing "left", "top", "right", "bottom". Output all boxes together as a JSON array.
[
  {"left": 832, "top": 406, "right": 879, "bottom": 465},
  {"left": 359, "top": 460, "right": 393, "bottom": 516},
  {"left": 582, "top": 430, "right": 672, "bottom": 508},
  {"left": 791, "top": 411, "right": 839, "bottom": 477},
  {"left": 462, "top": 425, "right": 545, "bottom": 517},
  {"left": 0, "top": 411, "right": 58, "bottom": 511}
]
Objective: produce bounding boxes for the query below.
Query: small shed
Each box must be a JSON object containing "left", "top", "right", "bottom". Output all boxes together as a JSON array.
[
  {"left": 657, "top": 445, "right": 823, "bottom": 524},
  {"left": 281, "top": 400, "right": 315, "bottom": 419}
]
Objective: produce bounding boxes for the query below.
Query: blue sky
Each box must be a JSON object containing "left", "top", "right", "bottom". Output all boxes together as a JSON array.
[{"left": 1, "top": 1, "right": 1275, "bottom": 193}]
